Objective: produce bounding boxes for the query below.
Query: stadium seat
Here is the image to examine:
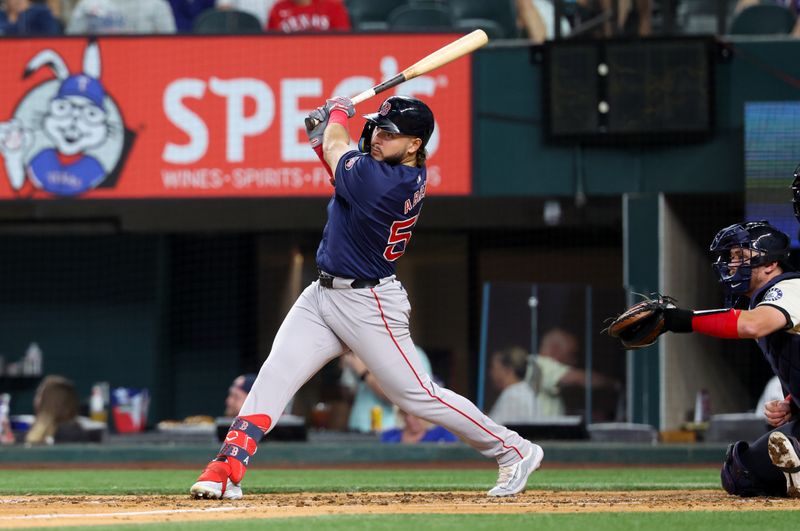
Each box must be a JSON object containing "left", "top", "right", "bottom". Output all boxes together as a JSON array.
[
  {"left": 448, "top": 0, "right": 518, "bottom": 38},
  {"left": 454, "top": 18, "right": 507, "bottom": 39},
  {"left": 193, "top": 9, "right": 263, "bottom": 34},
  {"left": 346, "top": 0, "right": 407, "bottom": 32},
  {"left": 387, "top": 5, "right": 456, "bottom": 31},
  {"left": 729, "top": 4, "right": 796, "bottom": 35}
]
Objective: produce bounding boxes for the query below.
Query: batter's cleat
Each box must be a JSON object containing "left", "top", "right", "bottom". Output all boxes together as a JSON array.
[
  {"left": 768, "top": 432, "right": 800, "bottom": 498},
  {"left": 190, "top": 460, "right": 243, "bottom": 500},
  {"left": 487, "top": 443, "right": 544, "bottom": 497}
]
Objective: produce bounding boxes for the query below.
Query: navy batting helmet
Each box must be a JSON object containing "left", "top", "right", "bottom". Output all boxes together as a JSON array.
[
  {"left": 358, "top": 96, "right": 435, "bottom": 155},
  {"left": 710, "top": 220, "right": 791, "bottom": 304}
]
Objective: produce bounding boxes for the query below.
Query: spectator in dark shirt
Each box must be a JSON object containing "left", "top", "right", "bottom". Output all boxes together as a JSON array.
[
  {"left": 0, "top": 0, "right": 62, "bottom": 35},
  {"left": 266, "top": 0, "right": 350, "bottom": 33},
  {"left": 168, "top": 0, "right": 215, "bottom": 32}
]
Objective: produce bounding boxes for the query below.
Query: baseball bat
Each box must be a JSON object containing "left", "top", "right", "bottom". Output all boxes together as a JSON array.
[{"left": 305, "top": 29, "right": 489, "bottom": 130}]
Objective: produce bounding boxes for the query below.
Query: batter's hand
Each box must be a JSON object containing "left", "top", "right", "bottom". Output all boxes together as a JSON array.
[
  {"left": 304, "top": 105, "right": 329, "bottom": 147},
  {"left": 764, "top": 398, "right": 792, "bottom": 428},
  {"left": 325, "top": 96, "right": 355, "bottom": 118}
]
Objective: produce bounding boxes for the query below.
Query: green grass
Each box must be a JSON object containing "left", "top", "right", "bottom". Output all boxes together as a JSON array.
[
  {"left": 8, "top": 467, "right": 781, "bottom": 531},
  {"left": 19, "top": 512, "right": 800, "bottom": 531},
  {"left": 0, "top": 467, "right": 720, "bottom": 495}
]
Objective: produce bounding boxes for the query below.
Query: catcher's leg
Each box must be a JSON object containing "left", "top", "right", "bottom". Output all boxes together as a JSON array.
[
  {"left": 721, "top": 436, "right": 786, "bottom": 497},
  {"left": 191, "top": 283, "right": 346, "bottom": 500}
]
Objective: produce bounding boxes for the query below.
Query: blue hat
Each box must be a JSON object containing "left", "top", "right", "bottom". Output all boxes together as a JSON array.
[
  {"left": 57, "top": 75, "right": 106, "bottom": 107},
  {"left": 234, "top": 373, "right": 257, "bottom": 393}
]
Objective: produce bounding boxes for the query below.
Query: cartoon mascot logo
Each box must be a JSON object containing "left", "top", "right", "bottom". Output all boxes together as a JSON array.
[{"left": 0, "top": 40, "right": 134, "bottom": 197}]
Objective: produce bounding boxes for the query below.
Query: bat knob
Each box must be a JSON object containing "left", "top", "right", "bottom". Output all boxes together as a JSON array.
[{"left": 304, "top": 116, "right": 319, "bottom": 131}]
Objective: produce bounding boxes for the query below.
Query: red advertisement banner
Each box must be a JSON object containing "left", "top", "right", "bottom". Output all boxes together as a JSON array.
[{"left": 0, "top": 35, "right": 473, "bottom": 199}]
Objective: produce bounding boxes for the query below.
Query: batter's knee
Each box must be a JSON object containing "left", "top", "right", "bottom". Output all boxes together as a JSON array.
[{"left": 721, "top": 441, "right": 769, "bottom": 497}]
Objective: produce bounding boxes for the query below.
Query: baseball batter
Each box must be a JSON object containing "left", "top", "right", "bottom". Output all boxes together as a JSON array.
[
  {"left": 614, "top": 218, "right": 800, "bottom": 497},
  {"left": 190, "top": 95, "right": 542, "bottom": 500}
]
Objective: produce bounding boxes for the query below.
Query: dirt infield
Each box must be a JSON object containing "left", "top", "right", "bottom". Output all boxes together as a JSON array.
[{"left": 0, "top": 491, "right": 797, "bottom": 528}]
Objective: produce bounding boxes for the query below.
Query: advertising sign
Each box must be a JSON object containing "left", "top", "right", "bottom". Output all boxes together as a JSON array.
[{"left": 0, "top": 35, "right": 472, "bottom": 199}]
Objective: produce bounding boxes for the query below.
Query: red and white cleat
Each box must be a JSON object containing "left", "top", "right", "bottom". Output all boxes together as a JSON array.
[{"left": 190, "top": 460, "right": 243, "bottom": 500}]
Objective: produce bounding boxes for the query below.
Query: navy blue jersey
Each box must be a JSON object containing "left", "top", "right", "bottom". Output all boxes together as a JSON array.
[{"left": 316, "top": 149, "right": 427, "bottom": 279}]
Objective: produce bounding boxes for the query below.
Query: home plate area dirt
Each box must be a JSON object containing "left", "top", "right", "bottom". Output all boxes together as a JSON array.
[{"left": 0, "top": 490, "right": 797, "bottom": 528}]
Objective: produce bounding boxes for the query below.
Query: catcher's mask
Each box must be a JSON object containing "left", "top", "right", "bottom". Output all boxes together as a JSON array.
[
  {"left": 358, "top": 96, "right": 435, "bottom": 156},
  {"left": 709, "top": 220, "right": 791, "bottom": 305},
  {"left": 792, "top": 163, "right": 800, "bottom": 224}
]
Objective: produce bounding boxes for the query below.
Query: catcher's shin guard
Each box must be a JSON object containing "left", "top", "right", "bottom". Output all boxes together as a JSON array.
[
  {"left": 720, "top": 440, "right": 777, "bottom": 497},
  {"left": 217, "top": 414, "right": 271, "bottom": 484}
]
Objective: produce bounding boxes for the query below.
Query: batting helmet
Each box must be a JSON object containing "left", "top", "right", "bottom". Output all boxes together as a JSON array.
[
  {"left": 358, "top": 96, "right": 435, "bottom": 155},
  {"left": 709, "top": 220, "right": 791, "bottom": 304}
]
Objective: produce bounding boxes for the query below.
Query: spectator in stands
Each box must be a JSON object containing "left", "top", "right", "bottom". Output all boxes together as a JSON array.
[
  {"left": 26, "top": 375, "right": 87, "bottom": 444},
  {"left": 168, "top": 0, "right": 214, "bottom": 32},
  {"left": 225, "top": 373, "right": 257, "bottom": 417},
  {"left": 488, "top": 346, "right": 537, "bottom": 424},
  {"left": 381, "top": 409, "right": 458, "bottom": 444},
  {"left": 341, "top": 347, "right": 433, "bottom": 433},
  {"left": 266, "top": 0, "right": 350, "bottom": 33},
  {"left": 516, "top": 0, "right": 571, "bottom": 43},
  {"left": 217, "top": 0, "right": 276, "bottom": 28},
  {"left": 571, "top": 0, "right": 651, "bottom": 37},
  {"left": 57, "top": 0, "right": 80, "bottom": 24},
  {"left": 0, "top": 0, "right": 62, "bottom": 35},
  {"left": 66, "top": 0, "right": 176, "bottom": 34},
  {"left": 530, "top": 327, "right": 619, "bottom": 418}
]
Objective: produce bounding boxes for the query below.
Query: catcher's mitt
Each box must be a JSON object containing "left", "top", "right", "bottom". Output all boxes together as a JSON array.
[{"left": 606, "top": 294, "right": 676, "bottom": 349}]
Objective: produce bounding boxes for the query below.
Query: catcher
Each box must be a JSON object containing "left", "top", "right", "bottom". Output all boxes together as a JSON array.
[{"left": 609, "top": 219, "right": 800, "bottom": 497}]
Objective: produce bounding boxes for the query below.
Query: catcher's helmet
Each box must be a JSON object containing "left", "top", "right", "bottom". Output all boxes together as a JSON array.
[
  {"left": 358, "top": 96, "right": 435, "bottom": 155},
  {"left": 792, "top": 164, "right": 800, "bottom": 224},
  {"left": 709, "top": 220, "right": 791, "bottom": 304}
]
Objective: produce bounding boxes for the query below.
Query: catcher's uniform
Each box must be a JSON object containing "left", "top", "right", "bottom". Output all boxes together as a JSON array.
[{"left": 725, "top": 272, "right": 800, "bottom": 496}]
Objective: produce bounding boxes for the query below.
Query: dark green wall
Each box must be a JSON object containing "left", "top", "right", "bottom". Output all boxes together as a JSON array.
[{"left": 473, "top": 38, "right": 800, "bottom": 198}]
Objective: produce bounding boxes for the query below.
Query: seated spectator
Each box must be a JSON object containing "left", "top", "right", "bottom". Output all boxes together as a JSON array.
[
  {"left": 572, "top": 0, "right": 651, "bottom": 37},
  {"left": 0, "top": 0, "right": 62, "bottom": 35},
  {"left": 225, "top": 372, "right": 294, "bottom": 417},
  {"left": 381, "top": 409, "right": 458, "bottom": 444},
  {"left": 530, "top": 328, "right": 618, "bottom": 418},
  {"left": 225, "top": 373, "right": 257, "bottom": 417},
  {"left": 58, "top": 0, "right": 81, "bottom": 23},
  {"left": 488, "top": 346, "right": 537, "bottom": 424},
  {"left": 341, "top": 346, "right": 432, "bottom": 433},
  {"left": 217, "top": 0, "right": 276, "bottom": 27},
  {"left": 26, "top": 375, "right": 87, "bottom": 444},
  {"left": 266, "top": 0, "right": 350, "bottom": 33},
  {"left": 168, "top": 0, "right": 214, "bottom": 32},
  {"left": 516, "top": 0, "right": 571, "bottom": 43},
  {"left": 66, "top": 0, "right": 176, "bottom": 34}
]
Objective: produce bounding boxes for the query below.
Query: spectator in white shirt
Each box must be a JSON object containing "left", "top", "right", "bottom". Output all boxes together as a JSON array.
[{"left": 488, "top": 346, "right": 537, "bottom": 424}]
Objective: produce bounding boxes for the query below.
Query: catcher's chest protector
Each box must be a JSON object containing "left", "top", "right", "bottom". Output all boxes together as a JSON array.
[{"left": 753, "top": 272, "right": 800, "bottom": 405}]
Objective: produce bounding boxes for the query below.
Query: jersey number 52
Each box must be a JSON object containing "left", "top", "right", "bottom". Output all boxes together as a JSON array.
[{"left": 384, "top": 215, "right": 419, "bottom": 262}]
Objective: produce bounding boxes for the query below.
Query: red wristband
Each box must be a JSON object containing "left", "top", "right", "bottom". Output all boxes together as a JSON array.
[
  {"left": 312, "top": 143, "right": 333, "bottom": 179},
  {"left": 691, "top": 308, "right": 741, "bottom": 339},
  {"left": 329, "top": 109, "right": 349, "bottom": 127}
]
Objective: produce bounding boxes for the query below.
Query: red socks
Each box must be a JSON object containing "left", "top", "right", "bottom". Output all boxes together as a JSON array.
[{"left": 217, "top": 414, "right": 271, "bottom": 483}]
